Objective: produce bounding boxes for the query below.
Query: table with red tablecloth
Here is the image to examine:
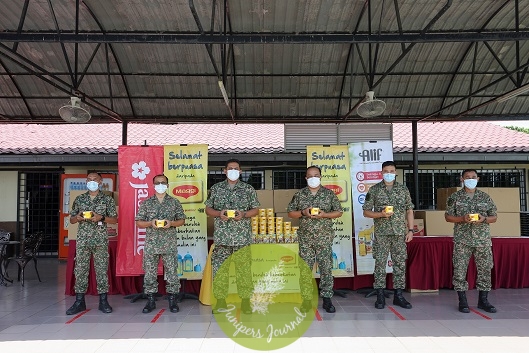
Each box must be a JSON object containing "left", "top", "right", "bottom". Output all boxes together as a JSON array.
[{"left": 65, "top": 237, "right": 529, "bottom": 296}]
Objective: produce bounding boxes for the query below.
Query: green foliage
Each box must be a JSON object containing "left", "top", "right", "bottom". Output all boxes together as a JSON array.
[{"left": 505, "top": 126, "right": 529, "bottom": 134}]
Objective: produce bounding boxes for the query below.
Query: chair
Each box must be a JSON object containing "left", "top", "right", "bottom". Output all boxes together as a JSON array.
[
  {"left": 0, "top": 230, "right": 12, "bottom": 284},
  {"left": 7, "top": 231, "right": 44, "bottom": 286}
]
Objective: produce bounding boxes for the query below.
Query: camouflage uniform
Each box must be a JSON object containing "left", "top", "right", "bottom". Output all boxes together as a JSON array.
[
  {"left": 445, "top": 188, "right": 497, "bottom": 291},
  {"left": 287, "top": 186, "right": 343, "bottom": 299},
  {"left": 70, "top": 191, "right": 117, "bottom": 294},
  {"left": 362, "top": 181, "right": 414, "bottom": 289},
  {"left": 135, "top": 194, "right": 186, "bottom": 295},
  {"left": 205, "top": 180, "right": 260, "bottom": 299}
]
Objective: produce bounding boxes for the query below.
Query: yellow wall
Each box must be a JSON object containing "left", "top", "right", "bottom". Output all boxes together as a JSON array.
[{"left": 0, "top": 171, "right": 18, "bottom": 221}]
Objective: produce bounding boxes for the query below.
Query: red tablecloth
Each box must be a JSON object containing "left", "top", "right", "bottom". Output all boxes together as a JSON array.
[
  {"left": 65, "top": 239, "right": 201, "bottom": 296},
  {"left": 66, "top": 237, "right": 529, "bottom": 295}
]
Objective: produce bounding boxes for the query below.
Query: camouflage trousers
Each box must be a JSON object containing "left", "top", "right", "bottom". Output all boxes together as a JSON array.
[
  {"left": 143, "top": 252, "right": 181, "bottom": 295},
  {"left": 373, "top": 234, "right": 407, "bottom": 289},
  {"left": 212, "top": 244, "right": 253, "bottom": 300},
  {"left": 299, "top": 235, "right": 333, "bottom": 299},
  {"left": 453, "top": 242, "right": 493, "bottom": 291},
  {"left": 74, "top": 244, "right": 109, "bottom": 294}
]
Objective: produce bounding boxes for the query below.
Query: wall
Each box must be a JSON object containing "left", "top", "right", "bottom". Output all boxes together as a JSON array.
[{"left": 0, "top": 171, "right": 18, "bottom": 221}]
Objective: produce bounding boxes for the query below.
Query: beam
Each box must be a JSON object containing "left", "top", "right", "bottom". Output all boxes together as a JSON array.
[{"left": 1, "top": 31, "right": 529, "bottom": 44}]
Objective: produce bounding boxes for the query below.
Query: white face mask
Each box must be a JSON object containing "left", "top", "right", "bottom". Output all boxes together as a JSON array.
[
  {"left": 86, "top": 181, "right": 99, "bottom": 192},
  {"left": 227, "top": 169, "right": 240, "bottom": 181},
  {"left": 154, "top": 184, "right": 168, "bottom": 194},
  {"left": 307, "top": 177, "right": 321, "bottom": 188}
]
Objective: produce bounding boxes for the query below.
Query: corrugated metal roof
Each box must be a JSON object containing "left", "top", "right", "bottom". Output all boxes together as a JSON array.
[{"left": 0, "top": 0, "right": 528, "bottom": 124}]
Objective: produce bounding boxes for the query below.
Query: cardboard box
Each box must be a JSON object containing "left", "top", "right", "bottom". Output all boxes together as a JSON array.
[
  {"left": 412, "top": 219, "right": 425, "bottom": 236},
  {"left": 487, "top": 188, "right": 520, "bottom": 212},
  {"left": 273, "top": 189, "right": 298, "bottom": 213},
  {"left": 414, "top": 210, "right": 454, "bottom": 236},
  {"left": 436, "top": 187, "right": 458, "bottom": 210},
  {"left": 256, "top": 190, "right": 274, "bottom": 209},
  {"left": 490, "top": 212, "right": 520, "bottom": 237}
]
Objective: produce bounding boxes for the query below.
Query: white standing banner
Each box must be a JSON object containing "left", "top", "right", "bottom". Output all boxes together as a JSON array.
[{"left": 349, "top": 141, "right": 394, "bottom": 275}]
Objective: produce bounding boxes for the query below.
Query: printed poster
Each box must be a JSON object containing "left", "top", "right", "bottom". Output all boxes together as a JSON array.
[
  {"left": 307, "top": 145, "right": 354, "bottom": 277},
  {"left": 349, "top": 140, "right": 394, "bottom": 275}
]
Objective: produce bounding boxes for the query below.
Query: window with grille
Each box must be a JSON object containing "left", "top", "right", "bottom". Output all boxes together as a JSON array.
[
  {"left": 404, "top": 169, "right": 526, "bottom": 211},
  {"left": 207, "top": 170, "right": 264, "bottom": 190},
  {"left": 272, "top": 170, "right": 306, "bottom": 189}
]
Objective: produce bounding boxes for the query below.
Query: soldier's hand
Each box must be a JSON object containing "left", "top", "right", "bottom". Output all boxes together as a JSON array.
[
  {"left": 233, "top": 210, "right": 244, "bottom": 221},
  {"left": 464, "top": 214, "right": 472, "bottom": 223},
  {"left": 302, "top": 208, "right": 312, "bottom": 217},
  {"left": 381, "top": 210, "right": 392, "bottom": 218},
  {"left": 75, "top": 214, "right": 85, "bottom": 222},
  {"left": 313, "top": 210, "right": 325, "bottom": 219},
  {"left": 478, "top": 214, "right": 486, "bottom": 223},
  {"left": 219, "top": 209, "right": 229, "bottom": 221},
  {"left": 405, "top": 232, "right": 413, "bottom": 243},
  {"left": 151, "top": 219, "right": 157, "bottom": 228},
  {"left": 162, "top": 219, "right": 171, "bottom": 228}
]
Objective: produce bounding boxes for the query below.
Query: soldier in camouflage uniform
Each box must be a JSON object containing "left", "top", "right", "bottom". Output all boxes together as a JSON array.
[
  {"left": 66, "top": 172, "right": 117, "bottom": 315},
  {"left": 135, "top": 174, "right": 186, "bottom": 313},
  {"left": 363, "top": 161, "right": 414, "bottom": 310},
  {"left": 205, "top": 159, "right": 260, "bottom": 314},
  {"left": 287, "top": 166, "right": 343, "bottom": 313},
  {"left": 445, "top": 169, "right": 498, "bottom": 314}
]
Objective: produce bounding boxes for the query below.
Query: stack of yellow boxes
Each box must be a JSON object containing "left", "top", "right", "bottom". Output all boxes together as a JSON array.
[{"left": 251, "top": 208, "right": 298, "bottom": 243}]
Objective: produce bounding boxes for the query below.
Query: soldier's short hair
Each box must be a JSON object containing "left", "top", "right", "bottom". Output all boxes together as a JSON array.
[
  {"left": 306, "top": 165, "right": 321, "bottom": 175},
  {"left": 87, "top": 171, "right": 103, "bottom": 179},
  {"left": 225, "top": 158, "right": 241, "bottom": 169},
  {"left": 153, "top": 174, "right": 169, "bottom": 183},
  {"left": 382, "top": 161, "right": 396, "bottom": 169},
  {"left": 461, "top": 169, "right": 478, "bottom": 177}
]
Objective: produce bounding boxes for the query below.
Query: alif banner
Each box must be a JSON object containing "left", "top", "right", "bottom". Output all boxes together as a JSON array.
[
  {"left": 164, "top": 144, "right": 208, "bottom": 280},
  {"left": 349, "top": 140, "right": 394, "bottom": 275},
  {"left": 117, "top": 146, "right": 164, "bottom": 276},
  {"left": 306, "top": 145, "right": 354, "bottom": 277}
]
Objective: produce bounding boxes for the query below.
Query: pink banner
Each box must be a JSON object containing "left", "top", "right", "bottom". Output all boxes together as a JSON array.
[{"left": 116, "top": 145, "right": 164, "bottom": 276}]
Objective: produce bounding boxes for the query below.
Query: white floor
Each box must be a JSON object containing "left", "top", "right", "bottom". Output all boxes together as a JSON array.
[{"left": 1, "top": 259, "right": 529, "bottom": 352}]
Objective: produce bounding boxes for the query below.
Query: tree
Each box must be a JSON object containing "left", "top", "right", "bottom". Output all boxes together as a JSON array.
[{"left": 505, "top": 126, "right": 529, "bottom": 134}]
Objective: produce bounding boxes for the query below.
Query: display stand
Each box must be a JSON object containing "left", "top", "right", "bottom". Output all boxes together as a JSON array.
[{"left": 176, "top": 278, "right": 199, "bottom": 303}]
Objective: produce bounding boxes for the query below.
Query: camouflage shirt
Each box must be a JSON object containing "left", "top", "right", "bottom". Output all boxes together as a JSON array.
[
  {"left": 445, "top": 188, "right": 497, "bottom": 247},
  {"left": 70, "top": 191, "right": 117, "bottom": 247},
  {"left": 135, "top": 193, "right": 186, "bottom": 254},
  {"left": 362, "top": 181, "right": 414, "bottom": 236},
  {"left": 205, "top": 180, "right": 260, "bottom": 246},
  {"left": 287, "top": 186, "right": 343, "bottom": 241}
]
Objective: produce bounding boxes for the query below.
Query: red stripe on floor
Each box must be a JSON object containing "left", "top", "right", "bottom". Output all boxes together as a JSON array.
[
  {"left": 150, "top": 309, "right": 166, "bottom": 323},
  {"left": 314, "top": 309, "right": 323, "bottom": 321},
  {"left": 470, "top": 308, "right": 492, "bottom": 320},
  {"left": 388, "top": 306, "right": 406, "bottom": 320},
  {"left": 65, "top": 309, "right": 90, "bottom": 324}
]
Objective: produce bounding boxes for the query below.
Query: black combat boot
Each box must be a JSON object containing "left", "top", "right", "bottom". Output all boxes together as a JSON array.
[
  {"left": 477, "top": 291, "right": 497, "bottom": 313},
  {"left": 374, "top": 288, "right": 386, "bottom": 309},
  {"left": 457, "top": 291, "right": 470, "bottom": 313},
  {"left": 66, "top": 293, "right": 86, "bottom": 315},
  {"left": 393, "top": 289, "right": 412, "bottom": 309},
  {"left": 241, "top": 298, "right": 252, "bottom": 314},
  {"left": 300, "top": 299, "right": 313, "bottom": 313},
  {"left": 98, "top": 293, "right": 113, "bottom": 313},
  {"left": 322, "top": 297, "right": 336, "bottom": 313},
  {"left": 168, "top": 294, "right": 179, "bottom": 313},
  {"left": 142, "top": 294, "right": 156, "bottom": 313},
  {"left": 212, "top": 298, "right": 227, "bottom": 314}
]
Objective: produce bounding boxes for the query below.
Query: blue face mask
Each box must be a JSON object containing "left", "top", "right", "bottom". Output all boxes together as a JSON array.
[
  {"left": 463, "top": 179, "right": 478, "bottom": 189},
  {"left": 382, "top": 173, "right": 396, "bottom": 183}
]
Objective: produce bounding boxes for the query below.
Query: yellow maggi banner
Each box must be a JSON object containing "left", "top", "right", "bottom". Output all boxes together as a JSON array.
[
  {"left": 164, "top": 144, "right": 208, "bottom": 280},
  {"left": 307, "top": 145, "right": 354, "bottom": 277}
]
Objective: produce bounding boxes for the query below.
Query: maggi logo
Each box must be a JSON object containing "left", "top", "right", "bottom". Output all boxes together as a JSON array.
[
  {"left": 325, "top": 184, "right": 343, "bottom": 195},
  {"left": 172, "top": 184, "right": 199, "bottom": 199}
]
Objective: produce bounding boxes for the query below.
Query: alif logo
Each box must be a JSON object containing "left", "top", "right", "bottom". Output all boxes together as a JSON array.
[
  {"left": 359, "top": 148, "right": 383, "bottom": 162},
  {"left": 129, "top": 160, "right": 151, "bottom": 255}
]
